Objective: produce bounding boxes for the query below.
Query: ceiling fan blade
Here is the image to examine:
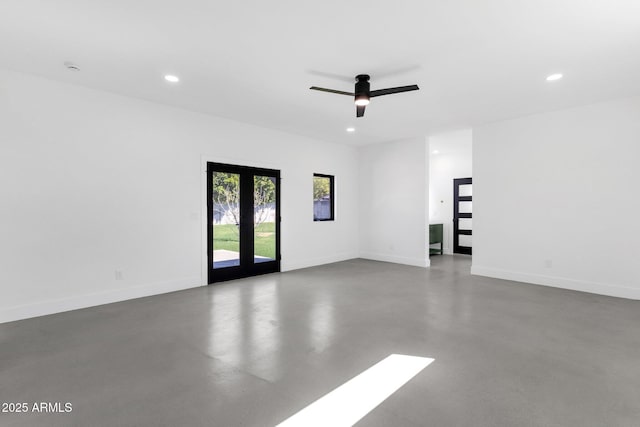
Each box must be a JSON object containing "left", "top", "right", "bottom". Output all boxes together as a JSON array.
[
  {"left": 356, "top": 104, "right": 366, "bottom": 118},
  {"left": 310, "top": 86, "right": 354, "bottom": 96},
  {"left": 370, "top": 65, "right": 422, "bottom": 80},
  {"left": 369, "top": 85, "right": 419, "bottom": 97},
  {"left": 307, "top": 70, "right": 354, "bottom": 83}
]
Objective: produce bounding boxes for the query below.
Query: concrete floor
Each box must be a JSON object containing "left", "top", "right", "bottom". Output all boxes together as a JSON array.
[{"left": 1, "top": 256, "right": 639, "bottom": 426}]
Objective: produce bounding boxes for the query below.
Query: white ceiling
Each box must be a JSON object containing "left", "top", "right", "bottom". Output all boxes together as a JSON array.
[{"left": 2, "top": 0, "right": 640, "bottom": 146}]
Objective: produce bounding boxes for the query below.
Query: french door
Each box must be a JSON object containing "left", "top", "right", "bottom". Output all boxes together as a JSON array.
[
  {"left": 453, "top": 177, "right": 472, "bottom": 255},
  {"left": 207, "top": 162, "right": 280, "bottom": 283}
]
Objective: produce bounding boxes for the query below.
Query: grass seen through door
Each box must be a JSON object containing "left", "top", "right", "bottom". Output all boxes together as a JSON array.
[{"left": 213, "top": 222, "right": 276, "bottom": 259}]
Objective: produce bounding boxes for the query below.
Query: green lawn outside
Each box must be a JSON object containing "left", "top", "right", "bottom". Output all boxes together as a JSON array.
[{"left": 213, "top": 222, "right": 276, "bottom": 259}]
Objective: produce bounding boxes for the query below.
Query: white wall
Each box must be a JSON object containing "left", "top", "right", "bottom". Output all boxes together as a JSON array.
[
  {"left": 0, "top": 69, "right": 360, "bottom": 323},
  {"left": 358, "top": 138, "right": 429, "bottom": 267},
  {"left": 472, "top": 96, "right": 640, "bottom": 299},
  {"left": 428, "top": 129, "right": 472, "bottom": 254}
]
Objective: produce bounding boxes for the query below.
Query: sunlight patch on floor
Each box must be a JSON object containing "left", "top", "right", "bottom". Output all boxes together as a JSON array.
[{"left": 276, "top": 354, "right": 434, "bottom": 427}]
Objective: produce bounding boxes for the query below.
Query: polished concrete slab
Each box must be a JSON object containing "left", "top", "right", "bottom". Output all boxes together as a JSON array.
[{"left": 1, "top": 256, "right": 639, "bottom": 426}]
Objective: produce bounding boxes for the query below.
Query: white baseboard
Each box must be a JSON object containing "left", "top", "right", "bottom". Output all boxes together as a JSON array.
[
  {"left": 471, "top": 266, "right": 639, "bottom": 300},
  {"left": 359, "top": 252, "right": 430, "bottom": 268},
  {"left": 282, "top": 252, "right": 359, "bottom": 272},
  {"left": 0, "top": 276, "right": 203, "bottom": 324}
]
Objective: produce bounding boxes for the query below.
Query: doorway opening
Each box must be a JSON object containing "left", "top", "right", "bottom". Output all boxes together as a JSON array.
[
  {"left": 207, "top": 162, "right": 281, "bottom": 283},
  {"left": 428, "top": 129, "right": 473, "bottom": 258}
]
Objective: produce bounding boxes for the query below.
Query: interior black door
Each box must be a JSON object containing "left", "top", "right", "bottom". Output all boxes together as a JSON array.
[
  {"left": 453, "top": 177, "right": 472, "bottom": 255},
  {"left": 207, "top": 162, "right": 280, "bottom": 283}
]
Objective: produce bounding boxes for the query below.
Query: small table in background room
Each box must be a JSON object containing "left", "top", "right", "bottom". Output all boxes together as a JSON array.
[{"left": 429, "top": 224, "right": 443, "bottom": 255}]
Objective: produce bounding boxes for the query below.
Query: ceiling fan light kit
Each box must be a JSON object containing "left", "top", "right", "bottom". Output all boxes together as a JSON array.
[
  {"left": 310, "top": 74, "right": 419, "bottom": 117},
  {"left": 354, "top": 96, "right": 370, "bottom": 106}
]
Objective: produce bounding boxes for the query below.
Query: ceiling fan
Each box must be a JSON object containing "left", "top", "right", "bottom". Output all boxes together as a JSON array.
[{"left": 310, "top": 74, "right": 419, "bottom": 117}]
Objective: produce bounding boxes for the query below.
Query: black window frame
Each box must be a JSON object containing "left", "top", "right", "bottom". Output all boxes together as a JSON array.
[{"left": 313, "top": 173, "right": 335, "bottom": 222}]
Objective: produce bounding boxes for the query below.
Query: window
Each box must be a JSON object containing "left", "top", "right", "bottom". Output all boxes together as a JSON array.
[{"left": 313, "top": 174, "right": 334, "bottom": 221}]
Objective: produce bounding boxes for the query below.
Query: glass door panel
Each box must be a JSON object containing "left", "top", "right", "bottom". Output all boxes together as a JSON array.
[
  {"left": 458, "top": 201, "right": 473, "bottom": 213},
  {"left": 211, "top": 172, "right": 241, "bottom": 269},
  {"left": 459, "top": 234, "right": 472, "bottom": 248},
  {"left": 458, "top": 218, "right": 472, "bottom": 230},
  {"left": 459, "top": 184, "right": 473, "bottom": 197},
  {"left": 254, "top": 175, "right": 277, "bottom": 264}
]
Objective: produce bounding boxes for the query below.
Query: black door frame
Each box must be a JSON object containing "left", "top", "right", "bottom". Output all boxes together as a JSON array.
[
  {"left": 453, "top": 177, "right": 472, "bottom": 255},
  {"left": 207, "top": 162, "right": 281, "bottom": 283}
]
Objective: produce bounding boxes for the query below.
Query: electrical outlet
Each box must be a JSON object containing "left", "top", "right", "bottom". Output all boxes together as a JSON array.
[{"left": 115, "top": 270, "right": 124, "bottom": 280}]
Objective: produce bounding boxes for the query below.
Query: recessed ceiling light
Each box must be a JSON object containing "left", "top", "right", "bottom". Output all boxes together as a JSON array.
[
  {"left": 63, "top": 61, "right": 80, "bottom": 71},
  {"left": 164, "top": 75, "right": 180, "bottom": 83},
  {"left": 432, "top": 150, "right": 439, "bottom": 154},
  {"left": 346, "top": 127, "right": 355, "bottom": 133},
  {"left": 546, "top": 73, "right": 563, "bottom": 81}
]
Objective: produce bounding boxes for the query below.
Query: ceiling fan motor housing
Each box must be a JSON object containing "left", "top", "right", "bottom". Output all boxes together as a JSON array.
[
  {"left": 355, "top": 74, "right": 370, "bottom": 97},
  {"left": 355, "top": 74, "right": 370, "bottom": 105}
]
